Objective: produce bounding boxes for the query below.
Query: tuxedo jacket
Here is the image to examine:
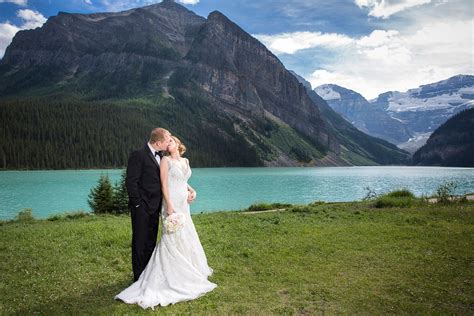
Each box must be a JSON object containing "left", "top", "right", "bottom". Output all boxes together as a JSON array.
[{"left": 125, "top": 144, "right": 163, "bottom": 212}]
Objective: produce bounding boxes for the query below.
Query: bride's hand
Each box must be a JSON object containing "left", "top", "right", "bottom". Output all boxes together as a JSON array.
[{"left": 166, "top": 205, "right": 175, "bottom": 215}]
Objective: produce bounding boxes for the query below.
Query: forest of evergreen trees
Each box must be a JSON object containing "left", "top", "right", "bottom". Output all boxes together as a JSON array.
[
  {"left": 412, "top": 108, "right": 474, "bottom": 167},
  {"left": 0, "top": 94, "right": 262, "bottom": 169}
]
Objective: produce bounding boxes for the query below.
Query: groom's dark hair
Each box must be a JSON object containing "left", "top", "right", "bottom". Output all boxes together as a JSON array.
[{"left": 149, "top": 128, "right": 170, "bottom": 144}]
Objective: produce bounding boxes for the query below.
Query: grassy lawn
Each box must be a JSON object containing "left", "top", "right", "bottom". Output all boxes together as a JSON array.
[{"left": 0, "top": 200, "right": 473, "bottom": 314}]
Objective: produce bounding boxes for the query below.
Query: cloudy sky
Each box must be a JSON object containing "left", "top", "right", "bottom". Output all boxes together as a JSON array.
[{"left": 0, "top": 0, "right": 472, "bottom": 99}]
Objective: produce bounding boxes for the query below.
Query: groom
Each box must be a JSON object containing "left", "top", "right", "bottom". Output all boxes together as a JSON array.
[{"left": 126, "top": 127, "right": 171, "bottom": 281}]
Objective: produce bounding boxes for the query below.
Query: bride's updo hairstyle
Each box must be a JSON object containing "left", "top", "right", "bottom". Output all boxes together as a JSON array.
[{"left": 172, "top": 136, "right": 186, "bottom": 156}]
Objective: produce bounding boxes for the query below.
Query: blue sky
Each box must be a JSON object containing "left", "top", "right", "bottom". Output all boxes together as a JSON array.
[{"left": 0, "top": 0, "right": 472, "bottom": 98}]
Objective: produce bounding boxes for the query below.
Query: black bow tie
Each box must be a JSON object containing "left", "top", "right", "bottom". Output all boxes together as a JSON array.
[{"left": 155, "top": 151, "right": 164, "bottom": 158}]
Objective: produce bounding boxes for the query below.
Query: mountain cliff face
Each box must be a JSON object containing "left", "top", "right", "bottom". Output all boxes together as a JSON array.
[
  {"left": 0, "top": 1, "right": 409, "bottom": 168},
  {"left": 412, "top": 108, "right": 474, "bottom": 167},
  {"left": 184, "top": 11, "right": 339, "bottom": 155},
  {"left": 315, "top": 75, "right": 474, "bottom": 154}
]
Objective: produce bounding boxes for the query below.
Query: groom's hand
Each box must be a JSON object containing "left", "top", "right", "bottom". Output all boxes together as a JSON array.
[{"left": 187, "top": 190, "right": 196, "bottom": 203}]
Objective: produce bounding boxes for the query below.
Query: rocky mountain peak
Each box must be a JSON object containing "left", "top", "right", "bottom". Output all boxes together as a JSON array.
[
  {"left": 208, "top": 10, "right": 227, "bottom": 20},
  {"left": 140, "top": 0, "right": 196, "bottom": 15},
  {"left": 289, "top": 71, "right": 312, "bottom": 91}
]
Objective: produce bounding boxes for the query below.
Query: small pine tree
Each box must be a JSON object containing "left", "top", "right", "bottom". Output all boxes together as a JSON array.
[
  {"left": 112, "top": 169, "right": 129, "bottom": 214},
  {"left": 88, "top": 174, "right": 114, "bottom": 214}
]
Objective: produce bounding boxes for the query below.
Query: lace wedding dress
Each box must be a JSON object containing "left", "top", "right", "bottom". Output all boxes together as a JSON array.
[{"left": 115, "top": 157, "right": 217, "bottom": 309}]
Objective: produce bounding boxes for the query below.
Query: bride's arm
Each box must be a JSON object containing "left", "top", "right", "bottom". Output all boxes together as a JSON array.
[
  {"left": 185, "top": 158, "right": 197, "bottom": 202},
  {"left": 160, "top": 157, "right": 175, "bottom": 215}
]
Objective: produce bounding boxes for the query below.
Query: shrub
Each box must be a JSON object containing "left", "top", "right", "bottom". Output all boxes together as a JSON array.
[
  {"left": 386, "top": 189, "right": 415, "bottom": 198},
  {"left": 435, "top": 181, "right": 458, "bottom": 204},
  {"left": 245, "top": 203, "right": 291, "bottom": 212},
  {"left": 15, "top": 208, "right": 35, "bottom": 222},
  {"left": 88, "top": 170, "right": 129, "bottom": 215},
  {"left": 362, "top": 186, "right": 378, "bottom": 201},
  {"left": 65, "top": 211, "right": 90, "bottom": 220},
  {"left": 373, "top": 189, "right": 417, "bottom": 208},
  {"left": 309, "top": 201, "right": 326, "bottom": 206},
  {"left": 47, "top": 211, "right": 90, "bottom": 221},
  {"left": 88, "top": 174, "right": 114, "bottom": 214},
  {"left": 112, "top": 170, "right": 129, "bottom": 214},
  {"left": 289, "top": 206, "right": 313, "bottom": 213},
  {"left": 374, "top": 196, "right": 414, "bottom": 208}
]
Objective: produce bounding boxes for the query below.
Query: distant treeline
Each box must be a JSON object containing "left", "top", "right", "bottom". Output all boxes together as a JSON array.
[{"left": 0, "top": 94, "right": 261, "bottom": 169}]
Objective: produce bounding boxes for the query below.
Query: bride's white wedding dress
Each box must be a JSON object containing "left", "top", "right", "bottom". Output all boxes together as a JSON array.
[{"left": 115, "top": 157, "right": 217, "bottom": 309}]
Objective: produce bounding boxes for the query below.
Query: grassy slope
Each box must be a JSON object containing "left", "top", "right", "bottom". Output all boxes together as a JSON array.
[{"left": 1, "top": 201, "right": 473, "bottom": 314}]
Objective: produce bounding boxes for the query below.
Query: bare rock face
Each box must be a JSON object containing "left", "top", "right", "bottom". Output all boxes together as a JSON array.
[{"left": 185, "top": 11, "right": 338, "bottom": 152}]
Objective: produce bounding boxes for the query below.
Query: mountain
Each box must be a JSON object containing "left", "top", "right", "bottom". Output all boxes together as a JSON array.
[
  {"left": 412, "top": 108, "right": 474, "bottom": 167},
  {"left": 315, "top": 75, "right": 474, "bottom": 153},
  {"left": 0, "top": 1, "right": 409, "bottom": 169},
  {"left": 292, "top": 74, "right": 410, "bottom": 165},
  {"left": 314, "top": 84, "right": 411, "bottom": 144},
  {"left": 0, "top": 0, "right": 205, "bottom": 97}
]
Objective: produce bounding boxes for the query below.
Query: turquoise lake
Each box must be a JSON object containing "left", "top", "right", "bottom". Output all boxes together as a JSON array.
[{"left": 1, "top": 166, "right": 473, "bottom": 220}]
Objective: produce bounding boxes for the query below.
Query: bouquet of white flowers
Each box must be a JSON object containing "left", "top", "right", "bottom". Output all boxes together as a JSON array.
[{"left": 164, "top": 213, "right": 186, "bottom": 233}]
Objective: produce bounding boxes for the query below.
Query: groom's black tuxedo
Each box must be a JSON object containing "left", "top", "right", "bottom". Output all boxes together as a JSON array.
[{"left": 126, "top": 143, "right": 163, "bottom": 281}]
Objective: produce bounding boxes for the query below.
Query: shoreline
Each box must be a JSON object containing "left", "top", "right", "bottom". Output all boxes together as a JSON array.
[
  {"left": 2, "top": 165, "right": 474, "bottom": 172},
  {"left": 3, "top": 193, "right": 473, "bottom": 224}
]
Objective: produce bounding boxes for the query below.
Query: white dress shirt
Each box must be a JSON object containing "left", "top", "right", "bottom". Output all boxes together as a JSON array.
[{"left": 147, "top": 142, "right": 161, "bottom": 165}]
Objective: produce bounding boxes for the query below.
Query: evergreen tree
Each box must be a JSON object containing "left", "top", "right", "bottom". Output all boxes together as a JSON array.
[
  {"left": 112, "top": 169, "right": 129, "bottom": 214},
  {"left": 88, "top": 174, "right": 114, "bottom": 214}
]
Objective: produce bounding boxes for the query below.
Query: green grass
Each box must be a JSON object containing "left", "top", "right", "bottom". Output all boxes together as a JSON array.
[{"left": 1, "top": 201, "right": 473, "bottom": 314}]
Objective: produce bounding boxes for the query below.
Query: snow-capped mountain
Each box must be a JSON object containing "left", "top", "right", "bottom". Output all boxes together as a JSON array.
[
  {"left": 374, "top": 75, "right": 474, "bottom": 112},
  {"left": 315, "top": 75, "right": 474, "bottom": 153},
  {"left": 314, "top": 84, "right": 411, "bottom": 145}
]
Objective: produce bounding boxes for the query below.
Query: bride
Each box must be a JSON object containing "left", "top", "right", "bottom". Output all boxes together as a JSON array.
[{"left": 115, "top": 136, "right": 217, "bottom": 309}]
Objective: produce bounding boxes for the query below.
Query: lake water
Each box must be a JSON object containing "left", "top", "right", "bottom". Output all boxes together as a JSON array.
[{"left": 0, "top": 166, "right": 473, "bottom": 220}]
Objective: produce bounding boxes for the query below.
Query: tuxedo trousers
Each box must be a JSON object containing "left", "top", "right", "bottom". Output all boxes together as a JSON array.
[{"left": 130, "top": 205, "right": 160, "bottom": 281}]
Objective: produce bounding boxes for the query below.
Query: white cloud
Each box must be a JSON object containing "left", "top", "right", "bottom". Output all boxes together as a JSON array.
[
  {"left": 0, "top": 23, "right": 20, "bottom": 58},
  {"left": 84, "top": 0, "right": 93, "bottom": 4},
  {"left": 16, "top": 9, "right": 47, "bottom": 29},
  {"left": 178, "top": 0, "right": 199, "bottom": 4},
  {"left": 309, "top": 19, "right": 473, "bottom": 99},
  {"left": 357, "top": 29, "right": 412, "bottom": 64},
  {"left": 255, "top": 31, "right": 354, "bottom": 54},
  {"left": 0, "top": 9, "right": 46, "bottom": 58},
  {"left": 354, "top": 0, "right": 432, "bottom": 19},
  {"left": 0, "top": 0, "right": 27, "bottom": 6},
  {"left": 258, "top": 17, "right": 473, "bottom": 99}
]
